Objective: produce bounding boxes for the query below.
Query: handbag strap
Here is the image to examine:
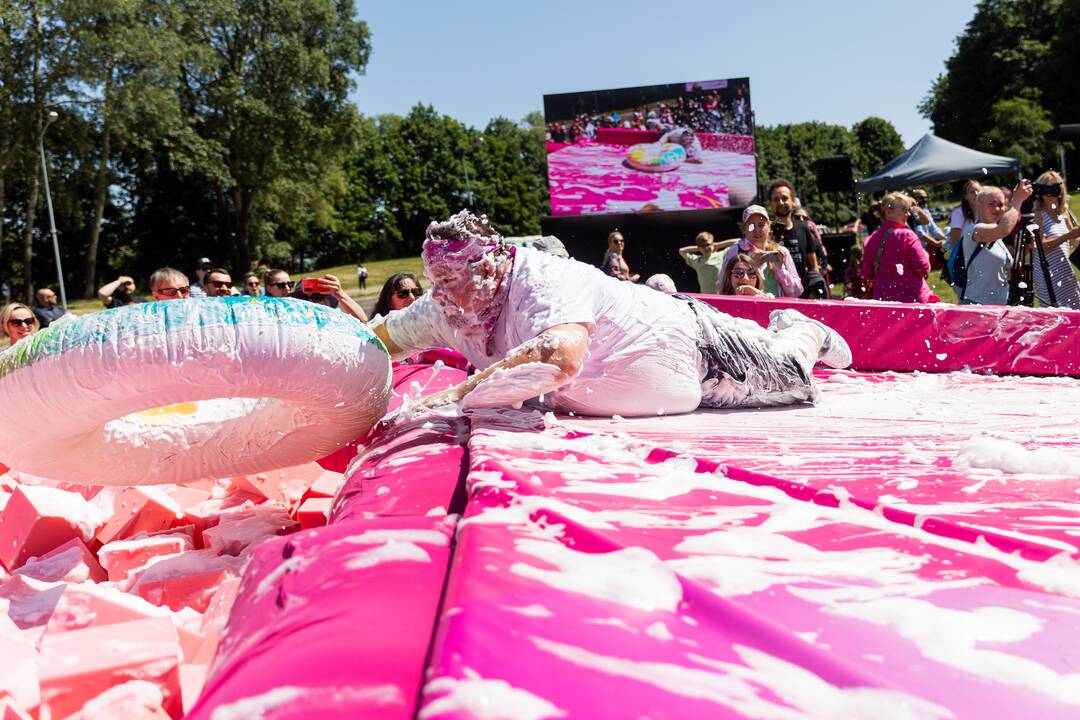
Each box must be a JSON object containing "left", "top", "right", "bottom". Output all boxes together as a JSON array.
[{"left": 871, "top": 229, "right": 893, "bottom": 279}]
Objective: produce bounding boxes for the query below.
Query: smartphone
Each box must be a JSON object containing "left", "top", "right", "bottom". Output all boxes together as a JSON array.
[{"left": 301, "top": 277, "right": 321, "bottom": 294}]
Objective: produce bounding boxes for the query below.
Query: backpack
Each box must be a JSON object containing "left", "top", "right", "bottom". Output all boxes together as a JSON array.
[{"left": 948, "top": 236, "right": 985, "bottom": 302}]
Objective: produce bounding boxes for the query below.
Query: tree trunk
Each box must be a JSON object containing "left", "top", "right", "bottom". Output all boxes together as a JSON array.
[
  {"left": 0, "top": 174, "right": 5, "bottom": 268},
  {"left": 233, "top": 187, "right": 253, "bottom": 274},
  {"left": 22, "top": 173, "right": 40, "bottom": 303},
  {"left": 84, "top": 89, "right": 111, "bottom": 299}
]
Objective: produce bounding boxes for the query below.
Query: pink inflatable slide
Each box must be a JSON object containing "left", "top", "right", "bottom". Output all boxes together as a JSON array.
[{"left": 188, "top": 298, "right": 1080, "bottom": 720}]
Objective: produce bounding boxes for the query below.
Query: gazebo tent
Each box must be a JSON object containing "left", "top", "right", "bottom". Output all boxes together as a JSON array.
[{"left": 854, "top": 133, "right": 1019, "bottom": 193}]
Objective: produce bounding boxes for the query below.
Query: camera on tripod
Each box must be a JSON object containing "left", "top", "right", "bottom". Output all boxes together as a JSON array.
[
  {"left": 1009, "top": 179, "right": 1057, "bottom": 307},
  {"left": 1032, "top": 182, "right": 1063, "bottom": 198}
]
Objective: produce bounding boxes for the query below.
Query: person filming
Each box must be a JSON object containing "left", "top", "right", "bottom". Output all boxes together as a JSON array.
[
  {"left": 959, "top": 181, "right": 1032, "bottom": 305},
  {"left": 1030, "top": 171, "right": 1080, "bottom": 309}
]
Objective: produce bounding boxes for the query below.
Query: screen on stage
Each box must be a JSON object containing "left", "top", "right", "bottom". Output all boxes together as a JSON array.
[{"left": 543, "top": 78, "right": 757, "bottom": 217}]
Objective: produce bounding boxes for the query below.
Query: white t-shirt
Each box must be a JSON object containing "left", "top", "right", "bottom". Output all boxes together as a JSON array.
[
  {"left": 948, "top": 207, "right": 974, "bottom": 253},
  {"left": 381, "top": 248, "right": 703, "bottom": 415}
]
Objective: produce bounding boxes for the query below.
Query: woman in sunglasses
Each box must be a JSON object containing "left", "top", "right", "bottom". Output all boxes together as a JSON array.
[
  {"left": 1, "top": 303, "right": 39, "bottom": 345},
  {"left": 718, "top": 254, "right": 771, "bottom": 297},
  {"left": 373, "top": 273, "right": 424, "bottom": 318},
  {"left": 1032, "top": 170, "right": 1080, "bottom": 308}
]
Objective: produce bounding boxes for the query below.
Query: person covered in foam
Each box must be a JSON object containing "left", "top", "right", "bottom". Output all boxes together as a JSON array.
[{"left": 369, "top": 210, "right": 851, "bottom": 417}]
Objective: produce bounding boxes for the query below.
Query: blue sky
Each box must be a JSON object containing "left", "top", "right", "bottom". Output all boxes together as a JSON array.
[{"left": 350, "top": 1, "right": 978, "bottom": 147}]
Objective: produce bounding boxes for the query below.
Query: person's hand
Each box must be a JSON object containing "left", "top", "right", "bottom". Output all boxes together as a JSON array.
[
  {"left": 735, "top": 284, "right": 765, "bottom": 296},
  {"left": 1013, "top": 179, "right": 1034, "bottom": 205},
  {"left": 316, "top": 274, "right": 343, "bottom": 296},
  {"left": 629, "top": 273, "right": 640, "bottom": 282}
]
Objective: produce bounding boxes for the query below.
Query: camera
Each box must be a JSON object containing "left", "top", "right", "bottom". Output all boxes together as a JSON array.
[{"left": 1032, "top": 182, "right": 1061, "bottom": 198}]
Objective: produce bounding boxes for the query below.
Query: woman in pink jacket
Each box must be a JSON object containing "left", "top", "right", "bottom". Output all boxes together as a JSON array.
[{"left": 861, "top": 193, "right": 931, "bottom": 303}]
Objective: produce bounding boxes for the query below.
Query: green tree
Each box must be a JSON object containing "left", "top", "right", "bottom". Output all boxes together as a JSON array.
[
  {"left": 851, "top": 116, "right": 905, "bottom": 178},
  {"left": 980, "top": 97, "right": 1055, "bottom": 177},
  {"left": 473, "top": 116, "right": 548, "bottom": 236},
  {"left": 920, "top": 0, "right": 1059, "bottom": 150},
  {"left": 171, "top": 0, "right": 371, "bottom": 272}
]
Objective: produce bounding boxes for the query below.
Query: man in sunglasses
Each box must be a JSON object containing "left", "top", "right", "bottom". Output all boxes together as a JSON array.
[
  {"left": 264, "top": 269, "right": 294, "bottom": 298},
  {"left": 189, "top": 258, "right": 213, "bottom": 299},
  {"left": 204, "top": 269, "right": 236, "bottom": 297},
  {"left": 149, "top": 267, "right": 192, "bottom": 301}
]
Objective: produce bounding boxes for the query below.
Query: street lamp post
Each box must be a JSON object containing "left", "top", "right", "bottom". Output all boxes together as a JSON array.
[{"left": 39, "top": 110, "right": 68, "bottom": 310}]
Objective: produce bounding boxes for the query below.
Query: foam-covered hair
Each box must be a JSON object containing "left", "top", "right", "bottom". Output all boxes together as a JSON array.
[{"left": 422, "top": 210, "right": 509, "bottom": 268}]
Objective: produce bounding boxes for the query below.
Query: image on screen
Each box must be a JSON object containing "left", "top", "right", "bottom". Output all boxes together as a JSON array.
[{"left": 543, "top": 78, "right": 756, "bottom": 216}]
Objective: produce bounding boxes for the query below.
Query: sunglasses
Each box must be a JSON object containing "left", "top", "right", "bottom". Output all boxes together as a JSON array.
[
  {"left": 394, "top": 288, "right": 423, "bottom": 299},
  {"left": 7, "top": 317, "right": 34, "bottom": 327},
  {"left": 245, "top": 280, "right": 260, "bottom": 286},
  {"left": 269, "top": 281, "right": 294, "bottom": 290},
  {"left": 793, "top": 215, "right": 809, "bottom": 221},
  {"left": 155, "top": 286, "right": 190, "bottom": 298},
  {"left": 208, "top": 281, "right": 233, "bottom": 289},
  {"left": 731, "top": 269, "right": 756, "bottom": 279}
]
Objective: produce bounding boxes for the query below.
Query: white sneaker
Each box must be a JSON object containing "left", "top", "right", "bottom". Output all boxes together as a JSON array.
[{"left": 768, "top": 309, "right": 852, "bottom": 369}]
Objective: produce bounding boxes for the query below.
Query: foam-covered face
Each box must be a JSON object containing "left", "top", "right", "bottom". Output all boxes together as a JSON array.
[{"left": 428, "top": 256, "right": 500, "bottom": 329}]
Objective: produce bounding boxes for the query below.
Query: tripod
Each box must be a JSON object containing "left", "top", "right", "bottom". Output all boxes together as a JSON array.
[{"left": 1009, "top": 213, "right": 1057, "bottom": 307}]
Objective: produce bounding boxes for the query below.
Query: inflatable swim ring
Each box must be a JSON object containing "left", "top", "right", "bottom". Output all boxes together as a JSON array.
[
  {"left": 626, "top": 142, "right": 686, "bottom": 172},
  {"left": 0, "top": 297, "right": 391, "bottom": 485}
]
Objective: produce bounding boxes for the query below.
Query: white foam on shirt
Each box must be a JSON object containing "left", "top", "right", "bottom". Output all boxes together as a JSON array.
[
  {"left": 337, "top": 529, "right": 449, "bottom": 546},
  {"left": 420, "top": 673, "right": 566, "bottom": 720},
  {"left": 510, "top": 538, "right": 682, "bottom": 613}
]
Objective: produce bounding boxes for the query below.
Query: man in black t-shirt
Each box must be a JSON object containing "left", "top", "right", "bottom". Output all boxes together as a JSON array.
[{"left": 767, "top": 178, "right": 828, "bottom": 299}]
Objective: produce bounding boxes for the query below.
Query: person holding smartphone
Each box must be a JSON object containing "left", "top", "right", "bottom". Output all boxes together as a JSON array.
[{"left": 718, "top": 205, "right": 803, "bottom": 297}]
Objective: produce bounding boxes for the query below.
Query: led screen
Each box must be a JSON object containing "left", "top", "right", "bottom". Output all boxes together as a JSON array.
[{"left": 544, "top": 78, "right": 756, "bottom": 216}]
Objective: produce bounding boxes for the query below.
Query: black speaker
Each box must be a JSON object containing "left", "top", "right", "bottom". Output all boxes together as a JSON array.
[{"left": 812, "top": 156, "right": 853, "bottom": 193}]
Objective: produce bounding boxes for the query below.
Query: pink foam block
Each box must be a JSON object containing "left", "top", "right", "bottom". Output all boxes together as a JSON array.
[
  {"left": 163, "top": 485, "right": 213, "bottom": 510},
  {"left": 0, "top": 613, "right": 40, "bottom": 713},
  {"left": 0, "top": 485, "right": 105, "bottom": 570},
  {"left": 304, "top": 470, "right": 346, "bottom": 500},
  {"left": 38, "top": 617, "right": 182, "bottom": 719},
  {"left": 228, "top": 462, "right": 325, "bottom": 505},
  {"left": 199, "top": 578, "right": 241, "bottom": 638},
  {"left": 98, "top": 533, "right": 194, "bottom": 583},
  {"left": 295, "top": 497, "right": 332, "bottom": 529},
  {"left": 182, "top": 493, "right": 261, "bottom": 540},
  {"left": 201, "top": 504, "right": 299, "bottom": 556},
  {"left": 0, "top": 698, "right": 32, "bottom": 720},
  {"left": 180, "top": 664, "right": 208, "bottom": 715},
  {"left": 94, "top": 487, "right": 186, "bottom": 545},
  {"left": 14, "top": 537, "right": 106, "bottom": 583},
  {"left": 77, "top": 680, "right": 172, "bottom": 720},
  {"left": 38, "top": 582, "right": 204, "bottom": 661},
  {"left": 131, "top": 550, "right": 245, "bottom": 613}
]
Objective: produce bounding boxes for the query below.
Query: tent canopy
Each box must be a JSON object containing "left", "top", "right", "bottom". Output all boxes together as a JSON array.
[{"left": 854, "top": 133, "right": 1019, "bottom": 193}]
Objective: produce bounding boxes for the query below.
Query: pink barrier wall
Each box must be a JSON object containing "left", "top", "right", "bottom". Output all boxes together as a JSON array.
[
  {"left": 593, "top": 127, "right": 756, "bottom": 154},
  {"left": 696, "top": 294, "right": 1080, "bottom": 376}
]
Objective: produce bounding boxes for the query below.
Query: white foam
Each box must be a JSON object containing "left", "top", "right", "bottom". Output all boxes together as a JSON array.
[
  {"left": 420, "top": 674, "right": 566, "bottom": 719},
  {"left": 345, "top": 541, "right": 431, "bottom": 570}
]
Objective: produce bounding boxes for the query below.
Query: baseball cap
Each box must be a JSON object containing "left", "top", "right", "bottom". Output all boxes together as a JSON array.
[
  {"left": 741, "top": 205, "right": 769, "bottom": 224},
  {"left": 197, "top": 257, "right": 212, "bottom": 267},
  {"left": 532, "top": 235, "right": 569, "bottom": 259}
]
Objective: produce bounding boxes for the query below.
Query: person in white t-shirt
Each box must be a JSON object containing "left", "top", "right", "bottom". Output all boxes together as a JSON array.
[{"left": 369, "top": 211, "right": 851, "bottom": 418}]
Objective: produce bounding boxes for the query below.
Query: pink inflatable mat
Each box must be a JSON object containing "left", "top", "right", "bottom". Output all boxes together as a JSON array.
[
  {"left": 698, "top": 294, "right": 1080, "bottom": 376},
  {"left": 421, "top": 370, "right": 1080, "bottom": 718}
]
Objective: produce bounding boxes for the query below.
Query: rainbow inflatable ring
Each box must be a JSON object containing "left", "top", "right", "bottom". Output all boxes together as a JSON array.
[
  {"left": 0, "top": 297, "right": 391, "bottom": 485},
  {"left": 626, "top": 142, "right": 687, "bottom": 172}
]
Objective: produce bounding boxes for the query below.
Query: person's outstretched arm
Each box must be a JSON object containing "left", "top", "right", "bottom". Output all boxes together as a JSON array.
[
  {"left": 417, "top": 323, "right": 590, "bottom": 410},
  {"left": 97, "top": 276, "right": 132, "bottom": 305},
  {"left": 315, "top": 274, "right": 368, "bottom": 322}
]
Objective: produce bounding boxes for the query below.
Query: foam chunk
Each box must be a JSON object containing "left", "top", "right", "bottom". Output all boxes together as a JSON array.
[
  {"left": 201, "top": 504, "right": 299, "bottom": 556},
  {"left": 304, "top": 469, "right": 346, "bottom": 499},
  {"left": 199, "top": 578, "right": 241, "bottom": 637},
  {"left": 38, "top": 617, "right": 181, "bottom": 719},
  {"left": 228, "top": 462, "right": 325, "bottom": 504},
  {"left": 78, "top": 679, "right": 171, "bottom": 720},
  {"left": 14, "top": 537, "right": 106, "bottom": 584},
  {"left": 131, "top": 550, "right": 246, "bottom": 613},
  {"left": 179, "top": 664, "right": 208, "bottom": 715},
  {"left": 183, "top": 493, "right": 261, "bottom": 538},
  {"left": 98, "top": 533, "right": 194, "bottom": 583},
  {"left": 163, "top": 485, "right": 213, "bottom": 510},
  {"left": 0, "top": 698, "right": 32, "bottom": 720},
  {"left": 295, "top": 497, "right": 332, "bottom": 529},
  {"left": 94, "top": 487, "right": 186, "bottom": 545},
  {"left": 0, "top": 613, "right": 39, "bottom": 713},
  {"left": 0, "top": 485, "right": 107, "bottom": 570}
]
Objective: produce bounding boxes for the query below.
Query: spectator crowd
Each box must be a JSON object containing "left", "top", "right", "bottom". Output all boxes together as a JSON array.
[{"left": 547, "top": 86, "right": 752, "bottom": 145}]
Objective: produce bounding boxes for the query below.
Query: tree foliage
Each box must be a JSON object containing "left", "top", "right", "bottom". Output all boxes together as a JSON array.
[{"left": 920, "top": 0, "right": 1074, "bottom": 174}]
